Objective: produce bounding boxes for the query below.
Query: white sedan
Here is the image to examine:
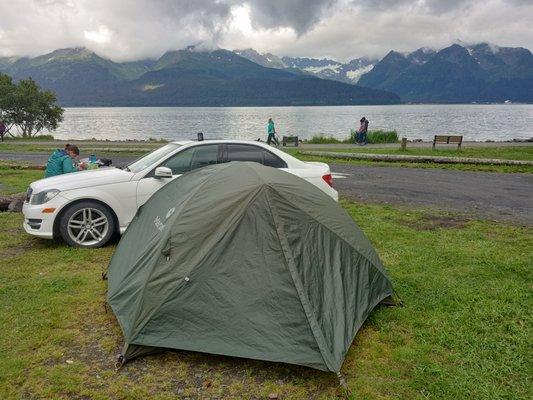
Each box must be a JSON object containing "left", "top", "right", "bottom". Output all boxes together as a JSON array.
[{"left": 23, "top": 140, "right": 338, "bottom": 248}]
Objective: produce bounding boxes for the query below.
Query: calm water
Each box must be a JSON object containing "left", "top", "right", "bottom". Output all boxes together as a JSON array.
[{"left": 48, "top": 104, "right": 533, "bottom": 142}]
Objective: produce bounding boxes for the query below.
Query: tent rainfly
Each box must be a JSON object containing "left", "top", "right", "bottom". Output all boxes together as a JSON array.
[{"left": 107, "top": 162, "right": 394, "bottom": 373}]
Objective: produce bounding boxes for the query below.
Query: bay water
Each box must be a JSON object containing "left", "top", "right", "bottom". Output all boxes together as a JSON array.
[{"left": 47, "top": 104, "right": 533, "bottom": 142}]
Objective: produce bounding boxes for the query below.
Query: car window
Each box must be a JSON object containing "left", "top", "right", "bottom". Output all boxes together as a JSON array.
[
  {"left": 227, "top": 144, "right": 263, "bottom": 164},
  {"left": 161, "top": 147, "right": 195, "bottom": 175},
  {"left": 126, "top": 143, "right": 181, "bottom": 173},
  {"left": 263, "top": 150, "right": 287, "bottom": 168},
  {"left": 160, "top": 144, "right": 220, "bottom": 175},
  {"left": 190, "top": 145, "right": 220, "bottom": 170},
  {"left": 226, "top": 144, "right": 288, "bottom": 168}
]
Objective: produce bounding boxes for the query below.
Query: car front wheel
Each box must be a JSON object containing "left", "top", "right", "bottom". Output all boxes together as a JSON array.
[{"left": 59, "top": 201, "right": 115, "bottom": 248}]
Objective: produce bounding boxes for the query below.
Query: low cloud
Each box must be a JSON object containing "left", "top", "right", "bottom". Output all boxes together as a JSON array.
[{"left": 0, "top": 0, "right": 531, "bottom": 62}]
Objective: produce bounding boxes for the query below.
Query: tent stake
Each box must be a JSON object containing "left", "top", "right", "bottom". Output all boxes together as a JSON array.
[
  {"left": 115, "top": 354, "right": 125, "bottom": 371},
  {"left": 337, "top": 372, "right": 348, "bottom": 389}
]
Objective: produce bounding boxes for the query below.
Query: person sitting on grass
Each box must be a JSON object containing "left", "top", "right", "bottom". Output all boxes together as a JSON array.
[
  {"left": 44, "top": 144, "right": 82, "bottom": 178},
  {"left": 266, "top": 118, "right": 279, "bottom": 146},
  {"left": 356, "top": 117, "right": 369, "bottom": 145}
]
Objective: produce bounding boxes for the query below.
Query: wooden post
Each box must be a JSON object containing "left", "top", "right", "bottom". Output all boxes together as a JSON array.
[{"left": 400, "top": 137, "right": 407, "bottom": 151}]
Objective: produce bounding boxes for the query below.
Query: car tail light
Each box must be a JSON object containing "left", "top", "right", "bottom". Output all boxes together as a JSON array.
[{"left": 322, "top": 174, "right": 333, "bottom": 187}]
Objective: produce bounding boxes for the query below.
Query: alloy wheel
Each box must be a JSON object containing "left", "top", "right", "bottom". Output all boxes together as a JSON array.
[{"left": 67, "top": 207, "right": 109, "bottom": 246}]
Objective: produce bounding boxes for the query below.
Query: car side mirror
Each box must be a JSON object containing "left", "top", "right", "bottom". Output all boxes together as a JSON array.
[{"left": 154, "top": 166, "right": 172, "bottom": 178}]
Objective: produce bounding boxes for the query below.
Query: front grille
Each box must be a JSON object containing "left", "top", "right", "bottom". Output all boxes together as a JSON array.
[
  {"left": 27, "top": 218, "right": 42, "bottom": 229},
  {"left": 26, "top": 187, "right": 33, "bottom": 203}
]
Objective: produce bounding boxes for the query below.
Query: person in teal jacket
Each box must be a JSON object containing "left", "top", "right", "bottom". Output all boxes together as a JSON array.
[
  {"left": 266, "top": 118, "right": 279, "bottom": 146},
  {"left": 44, "top": 144, "right": 80, "bottom": 178}
]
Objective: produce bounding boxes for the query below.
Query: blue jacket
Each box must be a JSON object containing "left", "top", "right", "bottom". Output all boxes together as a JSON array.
[
  {"left": 267, "top": 121, "right": 275, "bottom": 134},
  {"left": 45, "top": 149, "right": 76, "bottom": 178}
]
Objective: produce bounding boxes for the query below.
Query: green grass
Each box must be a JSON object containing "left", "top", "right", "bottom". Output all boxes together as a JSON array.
[
  {"left": 356, "top": 130, "right": 399, "bottom": 144},
  {"left": 301, "top": 145, "right": 533, "bottom": 161},
  {"left": 0, "top": 166, "right": 44, "bottom": 195},
  {"left": 0, "top": 141, "right": 161, "bottom": 157},
  {"left": 0, "top": 200, "right": 531, "bottom": 399},
  {"left": 0, "top": 144, "right": 152, "bottom": 157},
  {"left": 307, "top": 130, "right": 399, "bottom": 145},
  {"left": 287, "top": 149, "right": 533, "bottom": 173},
  {"left": 307, "top": 135, "right": 348, "bottom": 144}
]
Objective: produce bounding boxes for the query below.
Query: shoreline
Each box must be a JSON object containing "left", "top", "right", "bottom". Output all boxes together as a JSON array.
[{"left": 3, "top": 137, "right": 532, "bottom": 146}]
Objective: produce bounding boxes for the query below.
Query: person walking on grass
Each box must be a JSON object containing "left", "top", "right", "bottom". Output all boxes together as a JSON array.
[
  {"left": 356, "top": 117, "right": 369, "bottom": 145},
  {"left": 44, "top": 144, "right": 82, "bottom": 178},
  {"left": 0, "top": 120, "right": 6, "bottom": 142},
  {"left": 267, "top": 118, "right": 279, "bottom": 146}
]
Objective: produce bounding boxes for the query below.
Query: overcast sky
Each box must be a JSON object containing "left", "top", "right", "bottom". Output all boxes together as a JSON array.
[{"left": 0, "top": 0, "right": 532, "bottom": 62}]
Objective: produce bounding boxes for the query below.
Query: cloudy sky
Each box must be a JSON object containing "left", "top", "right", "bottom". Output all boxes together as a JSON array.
[{"left": 0, "top": 0, "right": 532, "bottom": 62}]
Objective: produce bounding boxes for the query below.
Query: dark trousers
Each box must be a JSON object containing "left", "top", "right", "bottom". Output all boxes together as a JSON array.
[{"left": 267, "top": 133, "right": 279, "bottom": 145}]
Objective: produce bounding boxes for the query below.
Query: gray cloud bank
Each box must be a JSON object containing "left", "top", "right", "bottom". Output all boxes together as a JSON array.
[{"left": 0, "top": 0, "right": 531, "bottom": 61}]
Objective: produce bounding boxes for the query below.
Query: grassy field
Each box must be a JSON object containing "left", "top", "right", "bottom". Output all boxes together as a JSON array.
[
  {"left": 285, "top": 148, "right": 533, "bottom": 174},
  {"left": 0, "top": 142, "right": 158, "bottom": 157},
  {"left": 0, "top": 166, "right": 44, "bottom": 194},
  {"left": 0, "top": 191, "right": 531, "bottom": 399},
  {"left": 297, "top": 145, "right": 533, "bottom": 161}
]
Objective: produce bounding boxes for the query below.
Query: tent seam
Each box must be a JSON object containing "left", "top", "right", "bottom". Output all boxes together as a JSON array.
[{"left": 264, "top": 188, "right": 337, "bottom": 372}]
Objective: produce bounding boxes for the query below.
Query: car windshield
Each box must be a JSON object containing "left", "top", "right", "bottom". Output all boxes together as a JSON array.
[{"left": 125, "top": 143, "right": 181, "bottom": 173}]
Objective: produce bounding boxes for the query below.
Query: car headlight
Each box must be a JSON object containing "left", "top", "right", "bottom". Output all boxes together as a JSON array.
[{"left": 30, "top": 189, "right": 60, "bottom": 205}]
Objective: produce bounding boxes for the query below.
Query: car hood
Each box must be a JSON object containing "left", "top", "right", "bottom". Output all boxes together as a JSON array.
[{"left": 30, "top": 167, "right": 135, "bottom": 193}]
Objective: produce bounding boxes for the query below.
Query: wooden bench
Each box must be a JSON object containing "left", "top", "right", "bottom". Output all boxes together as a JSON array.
[
  {"left": 282, "top": 135, "right": 299, "bottom": 147},
  {"left": 433, "top": 135, "right": 463, "bottom": 149}
]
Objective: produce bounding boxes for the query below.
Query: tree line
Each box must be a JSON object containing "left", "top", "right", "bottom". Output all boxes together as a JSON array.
[{"left": 0, "top": 73, "right": 64, "bottom": 140}]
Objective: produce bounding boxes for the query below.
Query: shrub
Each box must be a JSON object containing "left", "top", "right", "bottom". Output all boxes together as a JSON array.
[
  {"left": 307, "top": 135, "right": 343, "bottom": 144},
  {"left": 349, "top": 129, "right": 399, "bottom": 144},
  {"left": 308, "top": 130, "right": 399, "bottom": 144},
  {"left": 367, "top": 130, "right": 399, "bottom": 144}
]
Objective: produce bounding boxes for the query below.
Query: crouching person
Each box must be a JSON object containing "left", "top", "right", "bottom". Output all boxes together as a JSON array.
[{"left": 44, "top": 144, "right": 81, "bottom": 178}]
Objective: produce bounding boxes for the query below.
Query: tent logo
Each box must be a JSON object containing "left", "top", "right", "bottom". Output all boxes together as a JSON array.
[
  {"left": 165, "top": 207, "right": 176, "bottom": 220},
  {"left": 154, "top": 216, "right": 165, "bottom": 232},
  {"left": 154, "top": 207, "right": 176, "bottom": 232}
]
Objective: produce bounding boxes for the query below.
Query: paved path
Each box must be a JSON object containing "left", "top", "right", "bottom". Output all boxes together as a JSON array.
[
  {"left": 332, "top": 164, "right": 533, "bottom": 224},
  {"left": 2, "top": 152, "right": 531, "bottom": 224}
]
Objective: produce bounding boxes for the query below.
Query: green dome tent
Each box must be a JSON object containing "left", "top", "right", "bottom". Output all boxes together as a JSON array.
[{"left": 107, "top": 162, "right": 393, "bottom": 373}]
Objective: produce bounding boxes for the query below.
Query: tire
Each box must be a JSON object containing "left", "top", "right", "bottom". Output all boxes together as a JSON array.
[{"left": 59, "top": 201, "right": 115, "bottom": 248}]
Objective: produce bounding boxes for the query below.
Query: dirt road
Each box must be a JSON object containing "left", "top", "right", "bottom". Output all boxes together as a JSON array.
[{"left": 2, "top": 152, "right": 531, "bottom": 224}]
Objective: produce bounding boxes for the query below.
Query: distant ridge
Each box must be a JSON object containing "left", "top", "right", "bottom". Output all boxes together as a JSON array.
[
  {"left": 358, "top": 43, "right": 533, "bottom": 103},
  {"left": 0, "top": 46, "right": 399, "bottom": 106},
  {"left": 1, "top": 42, "right": 531, "bottom": 104}
]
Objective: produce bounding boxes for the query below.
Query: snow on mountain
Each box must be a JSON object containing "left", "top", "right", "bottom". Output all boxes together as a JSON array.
[
  {"left": 302, "top": 64, "right": 342, "bottom": 74},
  {"left": 345, "top": 64, "right": 374, "bottom": 82}
]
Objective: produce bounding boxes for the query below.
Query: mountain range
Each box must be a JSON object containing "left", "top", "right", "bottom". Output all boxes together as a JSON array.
[
  {"left": 0, "top": 47, "right": 399, "bottom": 107},
  {"left": 1, "top": 42, "right": 531, "bottom": 106},
  {"left": 358, "top": 43, "right": 533, "bottom": 103},
  {"left": 236, "top": 43, "right": 533, "bottom": 103}
]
